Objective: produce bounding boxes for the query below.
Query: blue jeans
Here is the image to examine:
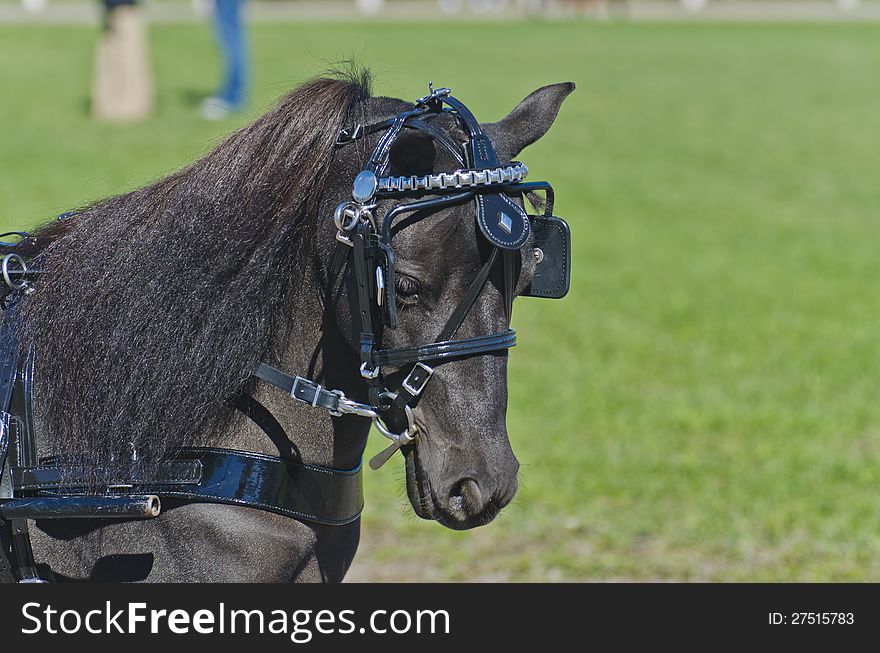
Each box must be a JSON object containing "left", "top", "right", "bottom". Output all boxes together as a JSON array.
[{"left": 213, "top": 0, "right": 247, "bottom": 108}]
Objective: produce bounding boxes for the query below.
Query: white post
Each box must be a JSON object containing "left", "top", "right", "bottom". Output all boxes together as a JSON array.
[{"left": 92, "top": 2, "right": 154, "bottom": 123}]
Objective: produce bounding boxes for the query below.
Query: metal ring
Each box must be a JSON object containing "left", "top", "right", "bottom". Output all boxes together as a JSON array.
[
  {"left": 401, "top": 404, "right": 418, "bottom": 440},
  {"left": 333, "top": 201, "right": 361, "bottom": 233},
  {"left": 372, "top": 415, "right": 406, "bottom": 443},
  {"left": 2, "top": 254, "right": 28, "bottom": 291},
  {"left": 374, "top": 391, "right": 419, "bottom": 443},
  {"left": 371, "top": 407, "right": 417, "bottom": 445}
]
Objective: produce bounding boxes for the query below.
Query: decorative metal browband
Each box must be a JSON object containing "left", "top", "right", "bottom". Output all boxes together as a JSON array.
[{"left": 377, "top": 163, "right": 528, "bottom": 193}]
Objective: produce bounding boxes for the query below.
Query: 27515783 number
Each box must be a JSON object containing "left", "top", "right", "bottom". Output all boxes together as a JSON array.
[{"left": 768, "top": 613, "right": 854, "bottom": 625}]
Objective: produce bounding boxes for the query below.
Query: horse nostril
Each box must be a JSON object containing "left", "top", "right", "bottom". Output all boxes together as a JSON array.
[{"left": 449, "top": 478, "right": 483, "bottom": 514}]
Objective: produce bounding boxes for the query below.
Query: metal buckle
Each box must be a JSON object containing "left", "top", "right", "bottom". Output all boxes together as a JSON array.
[
  {"left": 336, "top": 124, "right": 363, "bottom": 146},
  {"left": 334, "top": 201, "right": 376, "bottom": 248},
  {"left": 415, "top": 84, "right": 451, "bottom": 107},
  {"left": 401, "top": 362, "right": 434, "bottom": 397},
  {"left": 360, "top": 362, "right": 380, "bottom": 380}
]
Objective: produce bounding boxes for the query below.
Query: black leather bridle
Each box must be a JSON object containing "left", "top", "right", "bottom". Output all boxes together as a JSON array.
[{"left": 253, "top": 86, "right": 570, "bottom": 469}]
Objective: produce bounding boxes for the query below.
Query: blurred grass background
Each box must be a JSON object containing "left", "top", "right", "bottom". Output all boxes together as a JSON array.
[{"left": 2, "top": 21, "right": 879, "bottom": 581}]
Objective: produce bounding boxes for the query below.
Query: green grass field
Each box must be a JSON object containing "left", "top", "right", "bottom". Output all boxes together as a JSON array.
[{"left": 2, "top": 21, "right": 879, "bottom": 581}]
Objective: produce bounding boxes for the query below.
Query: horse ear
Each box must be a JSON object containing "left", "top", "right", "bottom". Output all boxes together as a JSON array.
[
  {"left": 388, "top": 130, "right": 436, "bottom": 176},
  {"left": 483, "top": 82, "right": 575, "bottom": 161}
]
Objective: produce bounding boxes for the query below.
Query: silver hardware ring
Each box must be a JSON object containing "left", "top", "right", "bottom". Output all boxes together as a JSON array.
[
  {"left": 333, "top": 201, "right": 362, "bottom": 233},
  {"left": 371, "top": 390, "right": 418, "bottom": 445},
  {"left": 371, "top": 410, "right": 416, "bottom": 446},
  {"left": 334, "top": 201, "right": 378, "bottom": 233},
  {"left": 2, "top": 253, "right": 29, "bottom": 291}
]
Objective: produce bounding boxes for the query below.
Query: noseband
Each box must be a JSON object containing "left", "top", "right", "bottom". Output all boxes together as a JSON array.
[{"left": 254, "top": 86, "right": 570, "bottom": 469}]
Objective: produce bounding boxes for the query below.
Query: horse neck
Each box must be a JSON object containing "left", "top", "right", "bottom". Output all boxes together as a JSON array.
[{"left": 223, "top": 267, "right": 370, "bottom": 470}]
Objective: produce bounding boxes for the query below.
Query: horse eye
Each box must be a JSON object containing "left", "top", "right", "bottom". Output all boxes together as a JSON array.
[{"left": 395, "top": 275, "right": 420, "bottom": 299}]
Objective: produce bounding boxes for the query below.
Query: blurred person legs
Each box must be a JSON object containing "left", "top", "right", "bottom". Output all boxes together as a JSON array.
[
  {"left": 92, "top": 0, "right": 154, "bottom": 122},
  {"left": 202, "top": 0, "right": 248, "bottom": 120}
]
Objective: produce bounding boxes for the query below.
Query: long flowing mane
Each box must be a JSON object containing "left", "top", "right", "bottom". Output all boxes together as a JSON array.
[{"left": 14, "top": 74, "right": 371, "bottom": 488}]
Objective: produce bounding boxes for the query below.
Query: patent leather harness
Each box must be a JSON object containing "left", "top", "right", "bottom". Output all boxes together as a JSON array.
[{"left": 0, "top": 306, "right": 363, "bottom": 582}]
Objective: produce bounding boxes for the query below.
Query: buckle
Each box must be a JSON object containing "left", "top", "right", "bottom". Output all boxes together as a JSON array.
[
  {"left": 336, "top": 124, "right": 364, "bottom": 146},
  {"left": 415, "top": 85, "right": 451, "bottom": 107},
  {"left": 360, "top": 362, "right": 380, "bottom": 380},
  {"left": 401, "top": 362, "right": 434, "bottom": 397}
]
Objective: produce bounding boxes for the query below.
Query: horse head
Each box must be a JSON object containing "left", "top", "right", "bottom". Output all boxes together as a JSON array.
[{"left": 322, "top": 81, "right": 574, "bottom": 529}]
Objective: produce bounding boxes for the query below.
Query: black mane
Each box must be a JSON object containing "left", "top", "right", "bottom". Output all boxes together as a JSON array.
[{"left": 16, "top": 74, "right": 371, "bottom": 488}]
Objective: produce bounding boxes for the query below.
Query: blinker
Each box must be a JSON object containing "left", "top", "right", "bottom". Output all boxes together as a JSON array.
[{"left": 522, "top": 214, "right": 570, "bottom": 299}]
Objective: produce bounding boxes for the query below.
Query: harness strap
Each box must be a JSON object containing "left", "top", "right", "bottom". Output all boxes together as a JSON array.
[
  {"left": 254, "top": 363, "right": 342, "bottom": 412},
  {"left": 12, "top": 459, "right": 203, "bottom": 491},
  {"left": 373, "top": 328, "right": 516, "bottom": 369},
  {"left": 503, "top": 248, "right": 518, "bottom": 321},
  {"left": 337, "top": 115, "right": 466, "bottom": 168},
  {"left": 10, "top": 448, "right": 364, "bottom": 528},
  {"left": 440, "top": 247, "right": 499, "bottom": 343},
  {"left": 0, "top": 310, "right": 42, "bottom": 582},
  {"left": 252, "top": 362, "right": 376, "bottom": 418},
  {"left": 441, "top": 95, "right": 499, "bottom": 170},
  {"left": 0, "top": 420, "right": 9, "bottom": 489},
  {"left": 350, "top": 228, "right": 387, "bottom": 408}
]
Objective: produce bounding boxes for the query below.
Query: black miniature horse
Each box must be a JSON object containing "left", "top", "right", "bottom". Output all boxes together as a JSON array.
[{"left": 0, "top": 74, "right": 572, "bottom": 581}]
